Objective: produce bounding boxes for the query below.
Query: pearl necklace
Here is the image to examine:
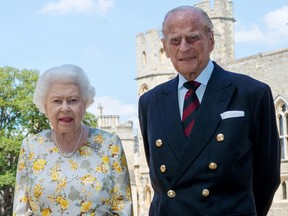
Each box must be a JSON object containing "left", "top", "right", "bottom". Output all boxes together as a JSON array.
[{"left": 53, "top": 125, "right": 83, "bottom": 158}]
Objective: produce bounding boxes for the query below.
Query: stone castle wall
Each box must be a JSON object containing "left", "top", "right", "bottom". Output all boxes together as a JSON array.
[{"left": 225, "top": 49, "right": 288, "bottom": 99}]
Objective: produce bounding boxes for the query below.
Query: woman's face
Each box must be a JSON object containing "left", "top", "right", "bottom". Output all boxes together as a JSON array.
[{"left": 45, "top": 83, "right": 86, "bottom": 135}]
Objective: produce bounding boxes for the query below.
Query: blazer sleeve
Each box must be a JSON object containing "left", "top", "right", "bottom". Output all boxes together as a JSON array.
[
  {"left": 138, "top": 95, "right": 150, "bottom": 168},
  {"left": 252, "top": 86, "right": 281, "bottom": 216}
]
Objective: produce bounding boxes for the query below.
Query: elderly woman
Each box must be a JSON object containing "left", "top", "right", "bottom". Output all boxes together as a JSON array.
[{"left": 13, "top": 64, "right": 133, "bottom": 215}]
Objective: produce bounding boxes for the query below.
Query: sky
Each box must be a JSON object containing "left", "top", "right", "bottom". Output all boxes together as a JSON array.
[{"left": 1, "top": 0, "right": 288, "bottom": 130}]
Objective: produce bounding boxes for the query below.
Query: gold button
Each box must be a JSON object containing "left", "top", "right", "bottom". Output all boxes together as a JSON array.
[
  {"left": 160, "top": 165, "right": 166, "bottom": 173},
  {"left": 209, "top": 162, "right": 218, "bottom": 170},
  {"left": 202, "top": 189, "right": 210, "bottom": 197},
  {"left": 216, "top": 133, "right": 224, "bottom": 142},
  {"left": 167, "top": 190, "right": 176, "bottom": 198},
  {"left": 155, "top": 139, "right": 163, "bottom": 147}
]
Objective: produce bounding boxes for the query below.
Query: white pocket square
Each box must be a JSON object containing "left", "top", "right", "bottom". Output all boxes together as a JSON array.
[{"left": 220, "top": 110, "right": 245, "bottom": 119}]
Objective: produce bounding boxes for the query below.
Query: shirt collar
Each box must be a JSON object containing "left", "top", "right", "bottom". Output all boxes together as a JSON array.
[{"left": 178, "top": 60, "right": 214, "bottom": 90}]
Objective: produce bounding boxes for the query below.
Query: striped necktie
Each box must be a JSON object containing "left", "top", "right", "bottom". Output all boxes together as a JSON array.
[{"left": 182, "top": 81, "right": 201, "bottom": 137}]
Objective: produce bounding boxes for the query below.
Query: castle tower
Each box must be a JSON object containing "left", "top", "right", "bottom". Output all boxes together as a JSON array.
[
  {"left": 135, "top": 29, "right": 177, "bottom": 96},
  {"left": 196, "top": 0, "right": 236, "bottom": 65}
]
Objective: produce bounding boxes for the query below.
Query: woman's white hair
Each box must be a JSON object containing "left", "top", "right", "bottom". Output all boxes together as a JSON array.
[{"left": 33, "top": 64, "right": 96, "bottom": 113}]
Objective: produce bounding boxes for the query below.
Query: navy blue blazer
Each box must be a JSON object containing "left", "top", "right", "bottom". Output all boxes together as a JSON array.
[{"left": 138, "top": 62, "right": 280, "bottom": 216}]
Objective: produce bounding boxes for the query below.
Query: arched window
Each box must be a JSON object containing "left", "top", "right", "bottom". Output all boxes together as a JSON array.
[
  {"left": 144, "top": 186, "right": 152, "bottom": 207},
  {"left": 139, "top": 84, "right": 148, "bottom": 96},
  {"left": 275, "top": 96, "right": 288, "bottom": 160}
]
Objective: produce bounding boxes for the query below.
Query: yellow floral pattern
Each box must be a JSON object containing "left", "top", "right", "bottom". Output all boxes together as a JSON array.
[{"left": 13, "top": 127, "right": 133, "bottom": 216}]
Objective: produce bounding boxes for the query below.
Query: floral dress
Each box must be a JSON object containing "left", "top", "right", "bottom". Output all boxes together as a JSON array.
[{"left": 13, "top": 127, "right": 133, "bottom": 216}]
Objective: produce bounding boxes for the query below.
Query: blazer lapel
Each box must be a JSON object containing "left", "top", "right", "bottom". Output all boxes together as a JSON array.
[
  {"left": 170, "top": 63, "right": 237, "bottom": 186},
  {"left": 158, "top": 76, "right": 187, "bottom": 160}
]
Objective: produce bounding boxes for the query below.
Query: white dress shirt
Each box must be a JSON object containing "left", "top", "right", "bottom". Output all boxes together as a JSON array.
[{"left": 178, "top": 60, "right": 214, "bottom": 118}]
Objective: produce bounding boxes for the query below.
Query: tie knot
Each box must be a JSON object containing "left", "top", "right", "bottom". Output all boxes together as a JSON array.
[{"left": 183, "top": 81, "right": 200, "bottom": 91}]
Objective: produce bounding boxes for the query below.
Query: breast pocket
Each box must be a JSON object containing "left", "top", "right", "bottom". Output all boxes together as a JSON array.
[{"left": 220, "top": 116, "right": 247, "bottom": 126}]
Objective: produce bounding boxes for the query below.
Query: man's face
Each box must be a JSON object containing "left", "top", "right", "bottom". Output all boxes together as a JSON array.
[{"left": 162, "top": 10, "right": 214, "bottom": 81}]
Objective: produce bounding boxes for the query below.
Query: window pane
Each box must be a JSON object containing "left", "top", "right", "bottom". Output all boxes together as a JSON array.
[
  {"left": 281, "top": 138, "right": 285, "bottom": 159},
  {"left": 279, "top": 115, "right": 283, "bottom": 135},
  {"left": 286, "top": 115, "right": 288, "bottom": 135},
  {"left": 282, "top": 104, "right": 287, "bottom": 112}
]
